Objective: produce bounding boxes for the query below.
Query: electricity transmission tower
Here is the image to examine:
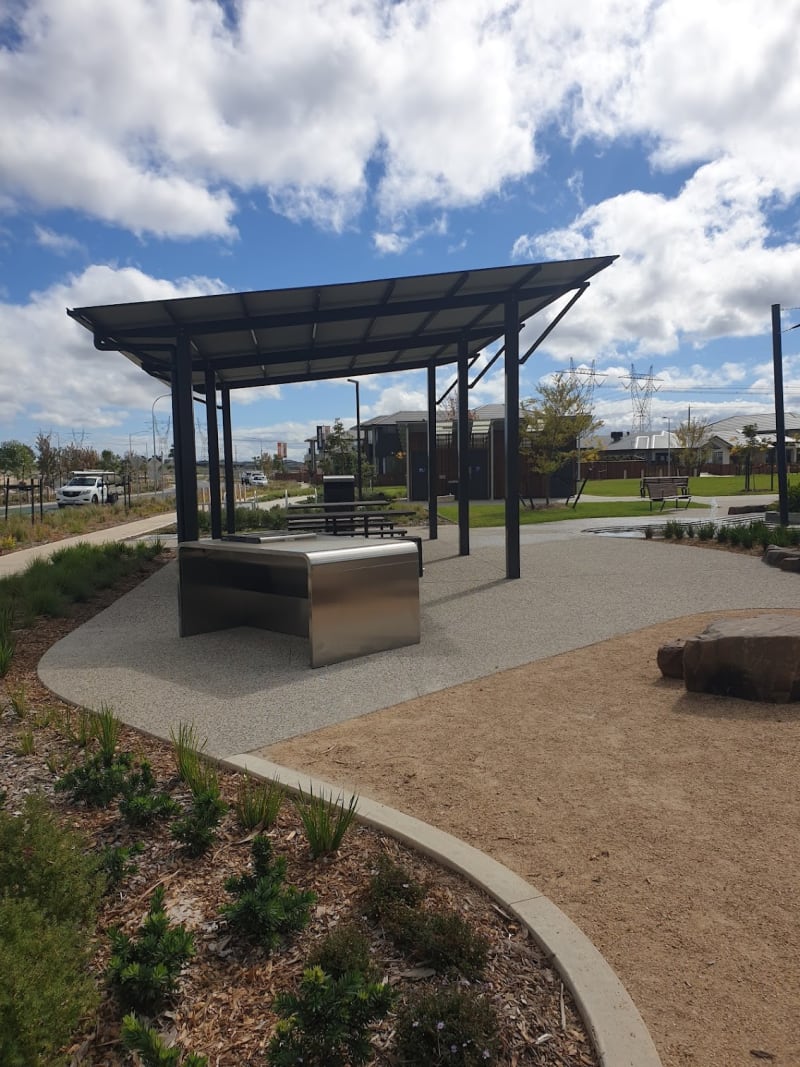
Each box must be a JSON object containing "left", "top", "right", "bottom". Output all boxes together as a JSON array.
[{"left": 621, "top": 364, "right": 661, "bottom": 434}]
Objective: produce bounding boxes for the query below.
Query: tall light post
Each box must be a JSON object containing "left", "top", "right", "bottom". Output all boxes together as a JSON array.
[
  {"left": 151, "top": 393, "right": 171, "bottom": 491},
  {"left": 347, "top": 378, "right": 362, "bottom": 500},
  {"left": 663, "top": 416, "right": 671, "bottom": 477}
]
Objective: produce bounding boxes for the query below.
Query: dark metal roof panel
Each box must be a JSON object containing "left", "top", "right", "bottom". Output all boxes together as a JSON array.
[{"left": 68, "top": 258, "right": 616, "bottom": 388}]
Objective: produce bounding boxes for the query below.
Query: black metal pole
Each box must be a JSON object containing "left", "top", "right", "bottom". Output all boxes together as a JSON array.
[
  {"left": 427, "top": 362, "right": 438, "bottom": 540},
  {"left": 772, "top": 303, "right": 790, "bottom": 526},
  {"left": 204, "top": 366, "right": 222, "bottom": 540},
  {"left": 221, "top": 384, "right": 236, "bottom": 534},
  {"left": 172, "top": 331, "right": 199, "bottom": 542},
  {"left": 505, "top": 298, "right": 521, "bottom": 579},
  {"left": 348, "top": 379, "right": 362, "bottom": 500},
  {"left": 457, "top": 337, "right": 470, "bottom": 556}
]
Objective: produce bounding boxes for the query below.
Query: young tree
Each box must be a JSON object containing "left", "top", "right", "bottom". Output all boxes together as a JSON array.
[
  {"left": 320, "top": 417, "right": 357, "bottom": 476},
  {"left": 0, "top": 440, "right": 36, "bottom": 479},
  {"left": 734, "top": 423, "right": 764, "bottom": 491},
  {"left": 520, "top": 372, "right": 602, "bottom": 504},
  {"left": 674, "top": 417, "right": 711, "bottom": 477},
  {"left": 35, "top": 432, "right": 59, "bottom": 486}
]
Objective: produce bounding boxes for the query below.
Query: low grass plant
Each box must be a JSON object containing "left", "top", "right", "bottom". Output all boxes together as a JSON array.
[
  {"left": 294, "top": 784, "right": 359, "bottom": 858},
  {"left": 233, "top": 771, "right": 285, "bottom": 830},
  {"left": 0, "top": 540, "right": 165, "bottom": 630}
]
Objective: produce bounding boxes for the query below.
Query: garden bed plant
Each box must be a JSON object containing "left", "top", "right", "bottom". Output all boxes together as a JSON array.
[{"left": 0, "top": 549, "right": 597, "bottom": 1066}]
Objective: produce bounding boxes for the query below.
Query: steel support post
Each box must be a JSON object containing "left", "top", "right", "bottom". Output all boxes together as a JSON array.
[
  {"left": 204, "top": 366, "right": 222, "bottom": 540},
  {"left": 171, "top": 331, "right": 199, "bottom": 543},
  {"left": 427, "top": 362, "right": 438, "bottom": 540},
  {"left": 504, "top": 299, "right": 521, "bottom": 579},
  {"left": 457, "top": 337, "right": 470, "bottom": 556},
  {"left": 220, "top": 384, "right": 236, "bottom": 534},
  {"left": 772, "top": 303, "right": 790, "bottom": 526}
]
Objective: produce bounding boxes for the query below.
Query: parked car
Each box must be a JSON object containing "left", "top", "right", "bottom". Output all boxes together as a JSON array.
[
  {"left": 242, "top": 471, "right": 269, "bottom": 486},
  {"left": 56, "top": 470, "right": 119, "bottom": 507}
]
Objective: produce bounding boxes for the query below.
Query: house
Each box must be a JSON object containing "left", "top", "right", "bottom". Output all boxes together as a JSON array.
[{"left": 358, "top": 405, "right": 575, "bottom": 500}]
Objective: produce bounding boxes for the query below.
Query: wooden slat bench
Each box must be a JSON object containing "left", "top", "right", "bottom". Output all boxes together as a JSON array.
[{"left": 642, "top": 476, "right": 692, "bottom": 511}]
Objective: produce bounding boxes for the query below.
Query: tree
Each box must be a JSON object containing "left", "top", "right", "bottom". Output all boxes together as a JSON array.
[
  {"left": 733, "top": 423, "right": 764, "bottom": 492},
  {"left": 320, "top": 418, "right": 357, "bottom": 476},
  {"left": 520, "top": 373, "right": 602, "bottom": 504},
  {"left": 674, "top": 417, "right": 711, "bottom": 477},
  {"left": 35, "top": 432, "right": 59, "bottom": 487},
  {"left": 0, "top": 440, "right": 36, "bottom": 479},
  {"left": 100, "top": 450, "right": 123, "bottom": 474}
]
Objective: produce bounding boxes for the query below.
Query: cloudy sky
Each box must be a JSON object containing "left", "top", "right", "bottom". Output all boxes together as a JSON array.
[{"left": 2, "top": 0, "right": 800, "bottom": 461}]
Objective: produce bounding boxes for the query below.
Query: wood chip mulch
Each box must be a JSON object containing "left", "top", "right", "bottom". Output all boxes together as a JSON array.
[{"left": 1, "top": 553, "right": 598, "bottom": 1066}]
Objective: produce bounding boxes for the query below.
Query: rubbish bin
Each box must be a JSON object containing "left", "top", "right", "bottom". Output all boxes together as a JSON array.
[
  {"left": 323, "top": 475, "right": 355, "bottom": 505},
  {"left": 448, "top": 480, "right": 459, "bottom": 500}
]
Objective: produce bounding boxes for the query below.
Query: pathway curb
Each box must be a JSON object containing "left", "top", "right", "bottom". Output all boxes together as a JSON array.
[{"left": 223, "top": 752, "right": 663, "bottom": 1067}]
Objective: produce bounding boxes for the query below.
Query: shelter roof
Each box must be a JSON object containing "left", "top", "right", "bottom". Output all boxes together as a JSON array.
[{"left": 67, "top": 258, "right": 615, "bottom": 391}]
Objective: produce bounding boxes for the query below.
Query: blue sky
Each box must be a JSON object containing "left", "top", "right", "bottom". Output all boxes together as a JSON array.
[{"left": 3, "top": 0, "right": 800, "bottom": 463}]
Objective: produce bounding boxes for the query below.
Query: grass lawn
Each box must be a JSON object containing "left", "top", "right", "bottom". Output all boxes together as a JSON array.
[
  {"left": 437, "top": 498, "right": 708, "bottom": 527},
  {"left": 585, "top": 475, "right": 791, "bottom": 497}
]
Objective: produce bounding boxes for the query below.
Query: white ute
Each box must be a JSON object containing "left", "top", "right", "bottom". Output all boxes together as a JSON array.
[{"left": 56, "top": 470, "right": 119, "bottom": 507}]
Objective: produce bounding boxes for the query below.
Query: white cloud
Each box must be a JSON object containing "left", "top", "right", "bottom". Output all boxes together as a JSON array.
[
  {"left": 513, "top": 156, "right": 800, "bottom": 359},
  {"left": 33, "top": 225, "right": 85, "bottom": 255},
  {"left": 2, "top": 0, "right": 800, "bottom": 241},
  {"left": 0, "top": 264, "right": 228, "bottom": 433}
]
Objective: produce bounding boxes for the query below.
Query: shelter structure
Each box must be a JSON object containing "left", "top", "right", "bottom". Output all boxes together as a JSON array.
[{"left": 68, "top": 258, "right": 615, "bottom": 578}]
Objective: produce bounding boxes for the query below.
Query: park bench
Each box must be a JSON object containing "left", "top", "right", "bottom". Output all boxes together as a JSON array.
[{"left": 642, "top": 476, "right": 692, "bottom": 511}]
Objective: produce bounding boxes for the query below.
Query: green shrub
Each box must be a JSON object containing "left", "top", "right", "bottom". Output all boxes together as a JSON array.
[
  {"left": 266, "top": 965, "right": 393, "bottom": 1067},
  {"left": 108, "top": 886, "right": 195, "bottom": 1014},
  {"left": 394, "top": 986, "right": 500, "bottom": 1066},
  {"left": 121, "top": 1014, "right": 208, "bottom": 1066},
  {"left": 0, "top": 793, "right": 104, "bottom": 925},
  {"left": 171, "top": 788, "right": 227, "bottom": 856},
  {"left": 363, "top": 855, "right": 427, "bottom": 920},
  {"left": 383, "top": 905, "right": 488, "bottom": 979},
  {"left": 221, "top": 835, "right": 316, "bottom": 949},
  {"left": 56, "top": 750, "right": 133, "bottom": 807},
  {"left": 98, "top": 842, "right": 146, "bottom": 890},
  {"left": 234, "top": 772, "right": 285, "bottom": 831},
  {"left": 697, "top": 521, "right": 716, "bottom": 541},
  {"left": 119, "top": 761, "right": 180, "bottom": 827},
  {"left": 308, "top": 920, "right": 375, "bottom": 980},
  {"left": 294, "top": 784, "right": 359, "bottom": 858},
  {"left": 716, "top": 524, "right": 729, "bottom": 543},
  {"left": 0, "top": 896, "right": 99, "bottom": 1067}
]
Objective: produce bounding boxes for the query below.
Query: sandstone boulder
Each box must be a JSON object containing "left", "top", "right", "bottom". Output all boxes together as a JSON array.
[
  {"left": 657, "top": 639, "right": 685, "bottom": 679},
  {"left": 682, "top": 615, "right": 800, "bottom": 703},
  {"left": 763, "top": 545, "right": 800, "bottom": 568}
]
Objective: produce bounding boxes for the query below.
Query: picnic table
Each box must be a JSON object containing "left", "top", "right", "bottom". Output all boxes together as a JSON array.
[{"left": 285, "top": 509, "right": 422, "bottom": 574}]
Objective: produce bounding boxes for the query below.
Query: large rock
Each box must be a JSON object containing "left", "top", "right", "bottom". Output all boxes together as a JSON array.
[
  {"left": 657, "top": 639, "right": 686, "bottom": 678},
  {"left": 682, "top": 615, "right": 800, "bottom": 703}
]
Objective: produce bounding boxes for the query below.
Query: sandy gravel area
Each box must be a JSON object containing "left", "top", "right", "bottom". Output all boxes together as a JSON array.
[{"left": 261, "top": 609, "right": 800, "bottom": 1067}]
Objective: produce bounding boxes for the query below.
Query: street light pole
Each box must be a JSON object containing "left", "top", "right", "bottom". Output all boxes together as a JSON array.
[
  {"left": 151, "top": 392, "right": 171, "bottom": 492},
  {"left": 347, "top": 378, "right": 362, "bottom": 500}
]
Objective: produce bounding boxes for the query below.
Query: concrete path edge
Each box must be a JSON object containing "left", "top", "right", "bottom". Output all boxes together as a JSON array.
[{"left": 223, "top": 753, "right": 663, "bottom": 1067}]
